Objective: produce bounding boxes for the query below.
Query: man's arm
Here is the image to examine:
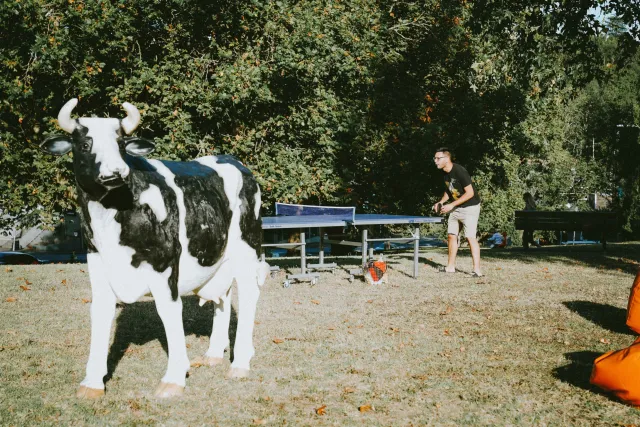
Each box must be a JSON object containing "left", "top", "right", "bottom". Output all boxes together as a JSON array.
[
  {"left": 441, "top": 185, "right": 474, "bottom": 213},
  {"left": 433, "top": 192, "right": 450, "bottom": 212}
]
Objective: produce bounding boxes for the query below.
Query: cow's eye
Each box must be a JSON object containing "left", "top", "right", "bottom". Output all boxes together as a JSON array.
[{"left": 80, "top": 139, "right": 92, "bottom": 152}]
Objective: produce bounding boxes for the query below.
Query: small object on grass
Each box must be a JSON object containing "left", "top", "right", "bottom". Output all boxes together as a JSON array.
[
  {"left": 358, "top": 404, "right": 374, "bottom": 413},
  {"left": 364, "top": 259, "right": 387, "bottom": 285}
]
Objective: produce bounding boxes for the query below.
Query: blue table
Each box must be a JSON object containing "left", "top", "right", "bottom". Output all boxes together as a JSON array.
[{"left": 261, "top": 204, "right": 443, "bottom": 286}]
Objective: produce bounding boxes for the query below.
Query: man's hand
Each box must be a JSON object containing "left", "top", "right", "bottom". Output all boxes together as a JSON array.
[
  {"left": 440, "top": 203, "right": 454, "bottom": 214},
  {"left": 432, "top": 202, "right": 441, "bottom": 213}
]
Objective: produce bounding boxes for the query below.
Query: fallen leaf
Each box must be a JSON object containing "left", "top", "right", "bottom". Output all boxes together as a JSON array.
[
  {"left": 460, "top": 346, "right": 466, "bottom": 352},
  {"left": 440, "top": 305, "right": 453, "bottom": 316},
  {"left": 293, "top": 301, "right": 301, "bottom": 305},
  {"left": 61, "top": 279, "right": 67, "bottom": 285},
  {"left": 367, "top": 299, "right": 373, "bottom": 303},
  {"left": 390, "top": 327, "right": 399, "bottom": 333},
  {"left": 273, "top": 338, "right": 284, "bottom": 344},
  {"left": 600, "top": 338, "right": 611, "bottom": 344},
  {"left": 315, "top": 405, "right": 327, "bottom": 415},
  {"left": 25, "top": 280, "right": 32, "bottom": 285},
  {"left": 358, "top": 404, "right": 373, "bottom": 413},
  {"left": 81, "top": 298, "right": 91, "bottom": 304},
  {"left": 16, "top": 277, "right": 24, "bottom": 281},
  {"left": 311, "top": 299, "right": 320, "bottom": 305},
  {"left": 19, "top": 285, "right": 30, "bottom": 291},
  {"left": 57, "top": 269, "right": 64, "bottom": 272},
  {"left": 253, "top": 419, "right": 266, "bottom": 425},
  {"left": 6, "top": 297, "right": 17, "bottom": 302},
  {"left": 344, "top": 387, "right": 356, "bottom": 393},
  {"left": 328, "top": 326, "right": 336, "bottom": 330},
  {"left": 5, "top": 267, "right": 12, "bottom": 272},
  {"left": 495, "top": 267, "right": 502, "bottom": 270},
  {"left": 443, "top": 329, "right": 450, "bottom": 335},
  {"left": 80, "top": 269, "right": 86, "bottom": 273}
]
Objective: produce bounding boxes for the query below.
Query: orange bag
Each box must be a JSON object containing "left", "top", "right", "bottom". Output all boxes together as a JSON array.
[
  {"left": 627, "top": 269, "right": 640, "bottom": 334},
  {"left": 590, "top": 337, "right": 640, "bottom": 406},
  {"left": 364, "top": 260, "right": 387, "bottom": 285}
]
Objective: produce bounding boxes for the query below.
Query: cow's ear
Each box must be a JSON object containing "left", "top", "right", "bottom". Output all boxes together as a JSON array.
[
  {"left": 40, "top": 135, "right": 73, "bottom": 155},
  {"left": 124, "top": 137, "right": 155, "bottom": 157}
]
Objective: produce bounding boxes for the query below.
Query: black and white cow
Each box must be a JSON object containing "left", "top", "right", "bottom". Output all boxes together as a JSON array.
[{"left": 41, "top": 99, "right": 270, "bottom": 398}]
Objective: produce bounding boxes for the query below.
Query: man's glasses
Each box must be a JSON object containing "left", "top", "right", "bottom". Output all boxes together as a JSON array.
[{"left": 433, "top": 156, "right": 447, "bottom": 161}]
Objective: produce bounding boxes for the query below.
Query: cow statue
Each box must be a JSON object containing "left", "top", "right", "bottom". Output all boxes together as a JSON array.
[{"left": 41, "top": 99, "right": 270, "bottom": 399}]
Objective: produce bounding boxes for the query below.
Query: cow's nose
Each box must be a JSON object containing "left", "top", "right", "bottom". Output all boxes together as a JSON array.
[
  {"left": 113, "top": 164, "right": 130, "bottom": 179},
  {"left": 98, "top": 172, "right": 122, "bottom": 185},
  {"left": 98, "top": 168, "right": 129, "bottom": 186}
]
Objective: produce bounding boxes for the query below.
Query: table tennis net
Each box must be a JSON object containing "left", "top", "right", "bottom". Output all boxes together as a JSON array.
[{"left": 275, "top": 203, "right": 355, "bottom": 221}]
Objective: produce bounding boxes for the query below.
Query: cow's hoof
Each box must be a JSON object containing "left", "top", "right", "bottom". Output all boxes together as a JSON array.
[
  {"left": 190, "top": 356, "right": 224, "bottom": 367},
  {"left": 76, "top": 385, "right": 105, "bottom": 399},
  {"left": 154, "top": 382, "right": 184, "bottom": 398},
  {"left": 227, "top": 367, "right": 250, "bottom": 379}
]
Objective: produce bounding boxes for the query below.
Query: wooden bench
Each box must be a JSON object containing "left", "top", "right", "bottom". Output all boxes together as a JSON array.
[{"left": 514, "top": 211, "right": 618, "bottom": 250}]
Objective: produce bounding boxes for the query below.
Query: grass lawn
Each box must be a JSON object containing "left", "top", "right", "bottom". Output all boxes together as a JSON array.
[{"left": 2, "top": 243, "right": 640, "bottom": 425}]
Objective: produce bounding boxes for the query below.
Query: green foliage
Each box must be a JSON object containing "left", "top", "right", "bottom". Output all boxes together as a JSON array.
[{"left": 1, "top": 0, "right": 639, "bottom": 239}]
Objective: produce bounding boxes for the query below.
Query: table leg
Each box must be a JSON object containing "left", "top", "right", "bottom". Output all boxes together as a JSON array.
[
  {"left": 300, "top": 231, "right": 306, "bottom": 274},
  {"left": 362, "top": 228, "right": 368, "bottom": 266},
  {"left": 413, "top": 226, "right": 419, "bottom": 278},
  {"left": 319, "top": 227, "right": 324, "bottom": 265}
]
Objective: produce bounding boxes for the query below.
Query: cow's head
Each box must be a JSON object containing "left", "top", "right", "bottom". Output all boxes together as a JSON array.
[{"left": 41, "top": 99, "right": 155, "bottom": 200}]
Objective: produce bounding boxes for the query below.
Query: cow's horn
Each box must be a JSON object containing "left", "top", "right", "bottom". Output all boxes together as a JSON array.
[
  {"left": 121, "top": 102, "right": 140, "bottom": 135},
  {"left": 57, "top": 98, "right": 78, "bottom": 133}
]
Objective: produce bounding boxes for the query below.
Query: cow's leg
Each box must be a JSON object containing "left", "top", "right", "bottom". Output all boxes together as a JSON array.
[
  {"left": 150, "top": 281, "right": 190, "bottom": 398},
  {"left": 228, "top": 271, "right": 261, "bottom": 378},
  {"left": 78, "top": 254, "right": 117, "bottom": 399},
  {"left": 191, "top": 287, "right": 232, "bottom": 368}
]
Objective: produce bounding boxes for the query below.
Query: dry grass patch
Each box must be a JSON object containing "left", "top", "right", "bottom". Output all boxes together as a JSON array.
[{"left": 2, "top": 244, "right": 640, "bottom": 425}]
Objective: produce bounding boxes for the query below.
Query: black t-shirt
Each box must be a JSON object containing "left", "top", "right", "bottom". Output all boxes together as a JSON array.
[{"left": 442, "top": 163, "right": 481, "bottom": 208}]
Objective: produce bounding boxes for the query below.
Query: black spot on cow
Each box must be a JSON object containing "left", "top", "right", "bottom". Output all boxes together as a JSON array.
[
  {"left": 114, "top": 156, "right": 182, "bottom": 300},
  {"left": 164, "top": 160, "right": 231, "bottom": 267},
  {"left": 215, "top": 156, "right": 262, "bottom": 254},
  {"left": 71, "top": 124, "right": 110, "bottom": 201}
]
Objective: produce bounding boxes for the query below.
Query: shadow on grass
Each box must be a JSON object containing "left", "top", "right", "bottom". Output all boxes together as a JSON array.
[
  {"left": 104, "top": 295, "right": 237, "bottom": 384},
  {"left": 563, "top": 301, "right": 633, "bottom": 336},
  {"left": 439, "top": 242, "right": 640, "bottom": 276},
  {"left": 553, "top": 351, "right": 607, "bottom": 395}
]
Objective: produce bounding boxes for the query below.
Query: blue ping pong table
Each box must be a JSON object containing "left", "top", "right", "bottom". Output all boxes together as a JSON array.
[{"left": 261, "top": 203, "right": 444, "bottom": 286}]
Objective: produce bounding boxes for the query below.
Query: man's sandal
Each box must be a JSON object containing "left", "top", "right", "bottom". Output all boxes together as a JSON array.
[{"left": 470, "top": 271, "right": 483, "bottom": 277}]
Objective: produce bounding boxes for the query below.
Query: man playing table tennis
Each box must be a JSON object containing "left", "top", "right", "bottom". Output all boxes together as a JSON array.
[{"left": 432, "top": 147, "right": 483, "bottom": 277}]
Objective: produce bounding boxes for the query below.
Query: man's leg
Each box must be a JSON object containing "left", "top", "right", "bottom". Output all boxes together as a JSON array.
[
  {"left": 467, "top": 236, "right": 482, "bottom": 274},
  {"left": 444, "top": 212, "right": 461, "bottom": 272},
  {"left": 446, "top": 233, "right": 459, "bottom": 271},
  {"left": 462, "top": 204, "right": 482, "bottom": 276}
]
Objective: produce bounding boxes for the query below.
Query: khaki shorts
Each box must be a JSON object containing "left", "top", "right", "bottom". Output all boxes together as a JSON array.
[{"left": 447, "top": 204, "right": 481, "bottom": 239}]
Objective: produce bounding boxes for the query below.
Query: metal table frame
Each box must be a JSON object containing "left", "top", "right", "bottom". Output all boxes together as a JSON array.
[{"left": 261, "top": 204, "right": 443, "bottom": 287}]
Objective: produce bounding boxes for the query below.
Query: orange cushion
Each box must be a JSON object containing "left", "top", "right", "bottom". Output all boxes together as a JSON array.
[
  {"left": 590, "top": 337, "right": 640, "bottom": 406},
  {"left": 627, "top": 269, "right": 640, "bottom": 334}
]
